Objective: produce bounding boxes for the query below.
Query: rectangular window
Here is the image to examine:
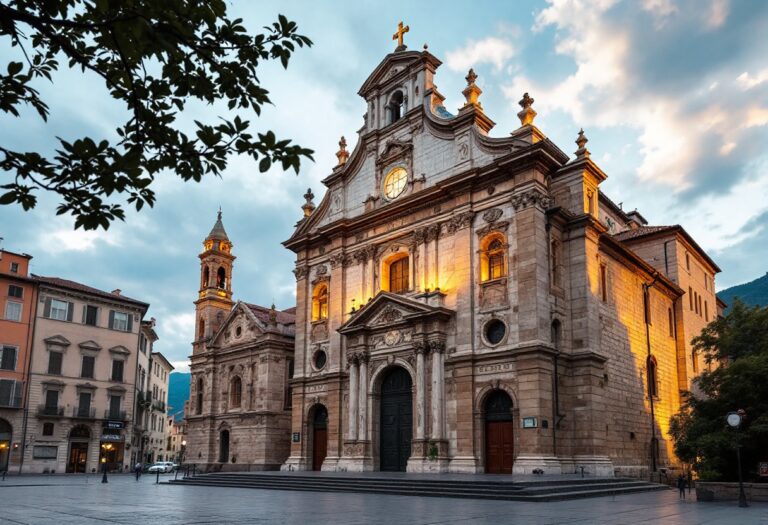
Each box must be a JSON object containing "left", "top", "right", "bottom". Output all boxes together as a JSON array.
[
  {"left": 4, "top": 301, "right": 22, "bottom": 322},
  {"left": 600, "top": 264, "right": 608, "bottom": 302},
  {"left": 77, "top": 392, "right": 91, "bottom": 417},
  {"left": 685, "top": 252, "right": 690, "bottom": 271},
  {"left": 689, "top": 287, "right": 693, "bottom": 310},
  {"left": 83, "top": 305, "right": 98, "bottom": 326},
  {"left": 388, "top": 257, "right": 409, "bottom": 294},
  {"left": 32, "top": 446, "right": 58, "bottom": 459},
  {"left": 109, "top": 395, "right": 121, "bottom": 418},
  {"left": 10, "top": 262, "right": 19, "bottom": 274},
  {"left": 8, "top": 284, "right": 23, "bottom": 298},
  {"left": 47, "top": 299, "right": 72, "bottom": 321},
  {"left": 111, "top": 360, "right": 124, "bottom": 382},
  {"left": 643, "top": 287, "right": 652, "bottom": 325},
  {"left": 705, "top": 301, "right": 709, "bottom": 321},
  {"left": 110, "top": 310, "right": 130, "bottom": 331},
  {"left": 81, "top": 355, "right": 95, "bottom": 379},
  {"left": 1, "top": 345, "right": 18, "bottom": 370},
  {"left": 0, "top": 379, "right": 23, "bottom": 408},
  {"left": 44, "top": 389, "right": 59, "bottom": 409},
  {"left": 489, "top": 252, "right": 505, "bottom": 280},
  {"left": 697, "top": 295, "right": 702, "bottom": 316},
  {"left": 140, "top": 335, "right": 147, "bottom": 354},
  {"left": 48, "top": 351, "right": 63, "bottom": 375}
]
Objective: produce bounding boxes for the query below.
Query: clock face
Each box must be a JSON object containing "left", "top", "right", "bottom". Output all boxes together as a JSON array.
[
  {"left": 383, "top": 167, "right": 408, "bottom": 199},
  {"left": 727, "top": 412, "right": 741, "bottom": 427}
]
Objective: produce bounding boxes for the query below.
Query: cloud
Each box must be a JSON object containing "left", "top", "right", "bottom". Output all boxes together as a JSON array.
[
  {"left": 171, "top": 361, "right": 191, "bottom": 373},
  {"left": 737, "top": 70, "right": 768, "bottom": 90},
  {"left": 38, "top": 226, "right": 122, "bottom": 253},
  {"left": 445, "top": 37, "right": 515, "bottom": 72}
]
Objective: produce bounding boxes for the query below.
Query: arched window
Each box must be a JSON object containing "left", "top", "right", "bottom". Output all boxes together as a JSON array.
[
  {"left": 230, "top": 376, "right": 242, "bottom": 408},
  {"left": 551, "top": 319, "right": 562, "bottom": 350},
  {"left": 691, "top": 349, "right": 699, "bottom": 374},
  {"left": 198, "top": 318, "right": 205, "bottom": 339},
  {"left": 550, "top": 239, "right": 560, "bottom": 287},
  {"left": 216, "top": 267, "right": 226, "bottom": 289},
  {"left": 202, "top": 266, "right": 210, "bottom": 288},
  {"left": 387, "top": 90, "right": 405, "bottom": 124},
  {"left": 480, "top": 234, "right": 507, "bottom": 282},
  {"left": 196, "top": 378, "right": 203, "bottom": 415},
  {"left": 312, "top": 284, "right": 329, "bottom": 321},
  {"left": 647, "top": 356, "right": 658, "bottom": 398},
  {"left": 388, "top": 256, "right": 409, "bottom": 293}
]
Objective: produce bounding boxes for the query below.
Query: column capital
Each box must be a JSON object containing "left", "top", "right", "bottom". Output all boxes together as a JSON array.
[
  {"left": 412, "top": 341, "right": 428, "bottom": 355},
  {"left": 428, "top": 339, "right": 446, "bottom": 354},
  {"left": 358, "top": 351, "right": 370, "bottom": 364},
  {"left": 346, "top": 352, "right": 359, "bottom": 366}
]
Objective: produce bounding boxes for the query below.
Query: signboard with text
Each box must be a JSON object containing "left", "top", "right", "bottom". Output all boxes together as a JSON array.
[{"left": 759, "top": 462, "right": 768, "bottom": 477}]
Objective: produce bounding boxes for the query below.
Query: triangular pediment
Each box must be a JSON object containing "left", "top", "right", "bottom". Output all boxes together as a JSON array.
[
  {"left": 208, "top": 301, "right": 265, "bottom": 349},
  {"left": 78, "top": 340, "right": 102, "bottom": 351},
  {"left": 339, "top": 291, "right": 452, "bottom": 334},
  {"left": 358, "top": 50, "right": 441, "bottom": 97}
]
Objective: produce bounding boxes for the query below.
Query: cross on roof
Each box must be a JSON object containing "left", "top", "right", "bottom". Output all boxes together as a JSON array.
[{"left": 392, "top": 21, "right": 409, "bottom": 50}]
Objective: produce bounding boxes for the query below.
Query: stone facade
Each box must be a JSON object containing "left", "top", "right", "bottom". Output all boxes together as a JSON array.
[
  {"left": 186, "top": 214, "right": 295, "bottom": 471},
  {"left": 280, "top": 40, "right": 720, "bottom": 478}
]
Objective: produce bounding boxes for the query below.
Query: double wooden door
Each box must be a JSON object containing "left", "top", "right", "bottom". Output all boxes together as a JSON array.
[
  {"left": 485, "top": 420, "right": 514, "bottom": 474},
  {"left": 312, "top": 406, "right": 328, "bottom": 471}
]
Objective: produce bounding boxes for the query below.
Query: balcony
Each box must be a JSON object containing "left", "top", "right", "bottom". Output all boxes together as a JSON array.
[
  {"left": 136, "top": 390, "right": 151, "bottom": 407},
  {"left": 71, "top": 406, "right": 96, "bottom": 419},
  {"left": 152, "top": 400, "right": 166, "bottom": 412},
  {"left": 104, "top": 409, "right": 127, "bottom": 421},
  {"left": 37, "top": 404, "right": 64, "bottom": 417}
]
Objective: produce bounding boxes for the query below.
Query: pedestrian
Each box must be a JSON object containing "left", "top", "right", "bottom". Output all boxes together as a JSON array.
[
  {"left": 134, "top": 461, "right": 142, "bottom": 481},
  {"left": 677, "top": 473, "right": 686, "bottom": 499}
]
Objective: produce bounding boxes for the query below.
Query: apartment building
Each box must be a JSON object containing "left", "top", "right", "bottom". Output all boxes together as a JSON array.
[{"left": 145, "top": 351, "right": 173, "bottom": 463}]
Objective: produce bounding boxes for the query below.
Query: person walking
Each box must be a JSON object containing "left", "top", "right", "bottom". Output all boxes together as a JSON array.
[
  {"left": 134, "top": 462, "right": 142, "bottom": 481},
  {"left": 677, "top": 473, "right": 686, "bottom": 499}
]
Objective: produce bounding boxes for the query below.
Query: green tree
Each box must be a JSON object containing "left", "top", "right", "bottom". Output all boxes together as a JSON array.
[
  {"left": 0, "top": 1, "right": 313, "bottom": 229},
  {"left": 669, "top": 299, "right": 768, "bottom": 481}
]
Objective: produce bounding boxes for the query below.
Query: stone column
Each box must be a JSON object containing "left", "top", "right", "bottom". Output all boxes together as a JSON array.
[
  {"left": 415, "top": 343, "right": 427, "bottom": 440},
  {"left": 430, "top": 341, "right": 445, "bottom": 440},
  {"left": 347, "top": 353, "right": 359, "bottom": 441},
  {"left": 358, "top": 353, "right": 369, "bottom": 441}
]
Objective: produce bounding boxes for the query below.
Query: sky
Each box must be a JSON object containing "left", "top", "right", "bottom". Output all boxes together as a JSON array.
[{"left": 2, "top": 0, "right": 768, "bottom": 372}]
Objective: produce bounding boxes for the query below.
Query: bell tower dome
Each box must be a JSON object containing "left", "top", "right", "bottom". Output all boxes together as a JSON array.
[{"left": 193, "top": 210, "right": 235, "bottom": 354}]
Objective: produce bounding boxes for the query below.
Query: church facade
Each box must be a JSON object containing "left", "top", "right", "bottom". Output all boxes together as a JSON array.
[
  {"left": 185, "top": 214, "right": 295, "bottom": 471},
  {"left": 279, "top": 33, "right": 720, "bottom": 477}
]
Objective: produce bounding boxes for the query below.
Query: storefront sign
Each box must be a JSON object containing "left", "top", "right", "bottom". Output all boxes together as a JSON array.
[
  {"left": 100, "top": 433, "right": 124, "bottom": 442},
  {"left": 292, "top": 432, "right": 301, "bottom": 443},
  {"left": 522, "top": 417, "right": 538, "bottom": 428},
  {"left": 759, "top": 462, "right": 768, "bottom": 477},
  {"left": 103, "top": 420, "right": 124, "bottom": 430}
]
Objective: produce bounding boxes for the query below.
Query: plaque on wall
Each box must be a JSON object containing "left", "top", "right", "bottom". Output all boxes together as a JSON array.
[
  {"left": 522, "top": 417, "right": 538, "bottom": 429},
  {"left": 292, "top": 432, "right": 301, "bottom": 443}
]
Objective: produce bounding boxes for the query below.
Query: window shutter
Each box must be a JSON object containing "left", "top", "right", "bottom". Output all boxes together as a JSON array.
[
  {"left": 43, "top": 297, "right": 51, "bottom": 318},
  {"left": 66, "top": 302, "right": 74, "bottom": 322},
  {"left": 12, "top": 380, "right": 22, "bottom": 408},
  {"left": 82, "top": 305, "right": 86, "bottom": 324},
  {"left": 109, "top": 310, "right": 115, "bottom": 329},
  {"left": 127, "top": 313, "right": 133, "bottom": 333}
]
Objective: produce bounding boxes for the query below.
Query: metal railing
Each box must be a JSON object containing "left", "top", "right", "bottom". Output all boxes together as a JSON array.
[
  {"left": 104, "top": 409, "right": 127, "bottom": 420},
  {"left": 72, "top": 406, "right": 96, "bottom": 419},
  {"left": 37, "top": 404, "right": 63, "bottom": 417}
]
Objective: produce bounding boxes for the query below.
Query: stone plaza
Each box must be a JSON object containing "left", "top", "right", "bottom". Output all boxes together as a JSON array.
[{"left": 1, "top": 474, "right": 766, "bottom": 524}]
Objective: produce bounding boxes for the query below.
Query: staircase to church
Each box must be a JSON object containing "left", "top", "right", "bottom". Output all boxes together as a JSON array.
[{"left": 168, "top": 472, "right": 667, "bottom": 501}]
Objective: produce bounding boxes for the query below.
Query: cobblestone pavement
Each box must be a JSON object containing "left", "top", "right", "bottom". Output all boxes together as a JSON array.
[{"left": 1, "top": 473, "right": 766, "bottom": 524}]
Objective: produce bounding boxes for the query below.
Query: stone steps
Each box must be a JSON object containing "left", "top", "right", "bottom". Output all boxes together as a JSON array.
[{"left": 168, "top": 473, "right": 668, "bottom": 501}]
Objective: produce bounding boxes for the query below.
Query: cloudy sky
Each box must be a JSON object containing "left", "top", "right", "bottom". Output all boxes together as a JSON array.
[{"left": 2, "top": 0, "right": 768, "bottom": 372}]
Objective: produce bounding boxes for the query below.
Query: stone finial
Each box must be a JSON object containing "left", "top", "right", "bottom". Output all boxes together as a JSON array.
[
  {"left": 269, "top": 303, "right": 277, "bottom": 323},
  {"left": 575, "top": 128, "right": 590, "bottom": 159},
  {"left": 301, "top": 188, "right": 315, "bottom": 217},
  {"left": 336, "top": 136, "right": 349, "bottom": 166},
  {"left": 462, "top": 68, "right": 483, "bottom": 109},
  {"left": 517, "top": 92, "right": 537, "bottom": 126}
]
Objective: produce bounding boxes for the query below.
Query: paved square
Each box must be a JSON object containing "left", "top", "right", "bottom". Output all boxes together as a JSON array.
[{"left": 1, "top": 474, "right": 766, "bottom": 524}]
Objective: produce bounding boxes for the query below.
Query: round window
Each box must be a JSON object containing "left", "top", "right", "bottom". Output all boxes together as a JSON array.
[
  {"left": 383, "top": 167, "right": 408, "bottom": 199},
  {"left": 484, "top": 319, "right": 506, "bottom": 346},
  {"left": 235, "top": 326, "right": 242, "bottom": 337},
  {"left": 313, "top": 350, "right": 327, "bottom": 370}
]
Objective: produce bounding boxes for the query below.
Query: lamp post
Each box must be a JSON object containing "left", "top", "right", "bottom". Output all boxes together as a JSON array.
[
  {"left": 180, "top": 440, "right": 187, "bottom": 464},
  {"left": 726, "top": 411, "right": 748, "bottom": 508}
]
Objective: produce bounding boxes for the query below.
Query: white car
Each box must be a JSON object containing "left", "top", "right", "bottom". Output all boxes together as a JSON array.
[{"left": 148, "top": 462, "right": 175, "bottom": 473}]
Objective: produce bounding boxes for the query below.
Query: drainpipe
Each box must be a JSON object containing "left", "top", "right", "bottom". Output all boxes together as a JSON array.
[
  {"left": 643, "top": 274, "right": 659, "bottom": 478},
  {"left": 18, "top": 282, "right": 40, "bottom": 474}
]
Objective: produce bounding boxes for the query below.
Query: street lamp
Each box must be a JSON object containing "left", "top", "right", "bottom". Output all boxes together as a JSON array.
[
  {"left": 726, "top": 410, "right": 748, "bottom": 508},
  {"left": 181, "top": 440, "right": 187, "bottom": 464},
  {"left": 100, "top": 443, "right": 114, "bottom": 484}
]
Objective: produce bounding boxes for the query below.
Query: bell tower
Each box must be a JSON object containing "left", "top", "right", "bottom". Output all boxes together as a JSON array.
[{"left": 193, "top": 210, "right": 235, "bottom": 354}]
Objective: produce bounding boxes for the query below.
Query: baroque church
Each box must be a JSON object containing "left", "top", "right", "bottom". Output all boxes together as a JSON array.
[{"left": 187, "top": 26, "right": 721, "bottom": 478}]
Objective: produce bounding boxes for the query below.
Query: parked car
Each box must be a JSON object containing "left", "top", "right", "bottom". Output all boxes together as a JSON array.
[{"left": 147, "top": 462, "right": 175, "bottom": 473}]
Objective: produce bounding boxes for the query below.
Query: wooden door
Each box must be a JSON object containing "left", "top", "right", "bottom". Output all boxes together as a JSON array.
[
  {"left": 485, "top": 420, "right": 514, "bottom": 474},
  {"left": 312, "top": 428, "right": 327, "bottom": 471},
  {"left": 67, "top": 442, "right": 88, "bottom": 473},
  {"left": 380, "top": 367, "right": 413, "bottom": 472}
]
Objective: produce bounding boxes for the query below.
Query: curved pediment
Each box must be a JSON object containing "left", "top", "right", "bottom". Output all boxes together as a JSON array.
[{"left": 44, "top": 335, "right": 71, "bottom": 347}]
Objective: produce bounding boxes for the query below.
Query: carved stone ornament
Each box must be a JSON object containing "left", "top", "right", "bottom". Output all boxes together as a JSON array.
[
  {"left": 412, "top": 340, "right": 428, "bottom": 355},
  {"left": 511, "top": 189, "right": 552, "bottom": 211},
  {"left": 482, "top": 208, "right": 503, "bottom": 223},
  {"left": 444, "top": 211, "right": 474, "bottom": 234},
  {"left": 329, "top": 252, "right": 351, "bottom": 269},
  {"left": 374, "top": 306, "right": 403, "bottom": 325},
  {"left": 315, "top": 265, "right": 328, "bottom": 276},
  {"left": 428, "top": 339, "right": 446, "bottom": 354},
  {"left": 384, "top": 330, "right": 402, "bottom": 346},
  {"left": 293, "top": 265, "right": 309, "bottom": 280}
]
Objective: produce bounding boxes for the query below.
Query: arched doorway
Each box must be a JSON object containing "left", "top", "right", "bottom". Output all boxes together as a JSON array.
[
  {"left": 311, "top": 405, "right": 328, "bottom": 471},
  {"left": 379, "top": 367, "right": 412, "bottom": 472},
  {"left": 67, "top": 425, "right": 91, "bottom": 473},
  {"left": 0, "top": 419, "right": 11, "bottom": 472},
  {"left": 484, "top": 390, "right": 514, "bottom": 474},
  {"left": 219, "top": 429, "right": 230, "bottom": 463}
]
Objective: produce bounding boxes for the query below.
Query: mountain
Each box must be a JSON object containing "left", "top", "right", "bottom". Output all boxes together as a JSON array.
[
  {"left": 717, "top": 272, "right": 768, "bottom": 312},
  {"left": 168, "top": 372, "right": 191, "bottom": 421}
]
